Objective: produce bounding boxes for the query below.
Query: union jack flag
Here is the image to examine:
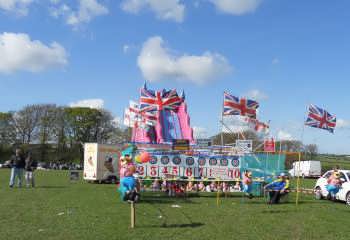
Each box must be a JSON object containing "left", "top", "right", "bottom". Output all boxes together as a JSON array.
[
  {"left": 305, "top": 104, "right": 336, "bottom": 133},
  {"left": 223, "top": 92, "right": 259, "bottom": 118},
  {"left": 124, "top": 101, "right": 157, "bottom": 127},
  {"left": 140, "top": 87, "right": 183, "bottom": 113}
]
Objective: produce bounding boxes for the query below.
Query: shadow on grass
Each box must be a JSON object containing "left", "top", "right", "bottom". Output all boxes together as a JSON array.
[
  {"left": 140, "top": 198, "right": 197, "bottom": 205},
  {"left": 35, "top": 186, "right": 68, "bottom": 189},
  {"left": 261, "top": 209, "right": 295, "bottom": 214},
  {"left": 160, "top": 222, "right": 204, "bottom": 228},
  {"left": 142, "top": 222, "right": 205, "bottom": 229}
]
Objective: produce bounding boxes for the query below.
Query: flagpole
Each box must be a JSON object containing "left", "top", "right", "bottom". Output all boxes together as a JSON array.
[
  {"left": 296, "top": 105, "right": 308, "bottom": 206},
  {"left": 221, "top": 92, "right": 225, "bottom": 147}
]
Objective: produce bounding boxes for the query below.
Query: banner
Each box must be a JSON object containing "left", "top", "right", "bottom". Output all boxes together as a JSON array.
[
  {"left": 196, "top": 138, "right": 213, "bottom": 148},
  {"left": 236, "top": 140, "right": 253, "bottom": 154},
  {"left": 264, "top": 138, "right": 275, "bottom": 152}
]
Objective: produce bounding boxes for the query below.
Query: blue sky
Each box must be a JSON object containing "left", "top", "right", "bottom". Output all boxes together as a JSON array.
[{"left": 1, "top": 0, "right": 350, "bottom": 154}]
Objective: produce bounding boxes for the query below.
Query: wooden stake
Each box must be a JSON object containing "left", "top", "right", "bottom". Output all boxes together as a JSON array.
[
  {"left": 295, "top": 152, "right": 302, "bottom": 206},
  {"left": 217, "top": 182, "right": 220, "bottom": 206},
  {"left": 131, "top": 202, "right": 135, "bottom": 229}
]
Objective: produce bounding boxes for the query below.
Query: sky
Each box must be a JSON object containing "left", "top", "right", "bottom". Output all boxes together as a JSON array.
[{"left": 1, "top": 0, "right": 350, "bottom": 154}]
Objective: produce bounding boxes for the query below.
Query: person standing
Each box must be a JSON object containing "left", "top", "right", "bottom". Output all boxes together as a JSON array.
[
  {"left": 24, "top": 151, "right": 37, "bottom": 188},
  {"left": 9, "top": 148, "right": 26, "bottom": 188}
]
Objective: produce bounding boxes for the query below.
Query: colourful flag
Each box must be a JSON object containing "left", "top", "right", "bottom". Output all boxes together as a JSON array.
[
  {"left": 223, "top": 92, "right": 259, "bottom": 119},
  {"left": 305, "top": 104, "right": 336, "bottom": 133}
]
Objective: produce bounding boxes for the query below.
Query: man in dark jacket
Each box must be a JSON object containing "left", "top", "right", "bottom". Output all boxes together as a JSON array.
[
  {"left": 25, "top": 151, "right": 37, "bottom": 187},
  {"left": 9, "top": 148, "right": 25, "bottom": 188}
]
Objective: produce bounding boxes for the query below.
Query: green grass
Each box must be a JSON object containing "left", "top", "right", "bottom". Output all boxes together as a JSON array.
[
  {"left": 315, "top": 155, "right": 350, "bottom": 172},
  {"left": 1, "top": 169, "right": 350, "bottom": 240}
]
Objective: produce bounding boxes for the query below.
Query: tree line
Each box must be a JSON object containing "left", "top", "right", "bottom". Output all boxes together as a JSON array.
[{"left": 0, "top": 104, "right": 131, "bottom": 164}]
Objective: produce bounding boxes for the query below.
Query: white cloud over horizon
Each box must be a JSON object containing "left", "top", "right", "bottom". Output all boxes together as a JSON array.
[
  {"left": 337, "top": 119, "right": 350, "bottom": 129},
  {"left": 210, "top": 0, "right": 262, "bottom": 15},
  {"left": 222, "top": 115, "right": 250, "bottom": 133},
  {"left": 245, "top": 89, "right": 268, "bottom": 101},
  {"left": 0, "top": 0, "right": 33, "bottom": 16},
  {"left": 121, "top": 0, "right": 185, "bottom": 23},
  {"left": 193, "top": 126, "right": 209, "bottom": 139},
  {"left": 50, "top": 0, "right": 108, "bottom": 28},
  {"left": 0, "top": 32, "right": 68, "bottom": 74},
  {"left": 137, "top": 36, "right": 232, "bottom": 84},
  {"left": 277, "top": 130, "right": 294, "bottom": 141},
  {"left": 69, "top": 98, "right": 104, "bottom": 109}
]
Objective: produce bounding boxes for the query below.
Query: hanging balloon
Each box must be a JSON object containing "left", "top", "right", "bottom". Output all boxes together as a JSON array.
[
  {"left": 140, "top": 151, "right": 151, "bottom": 163},
  {"left": 135, "top": 155, "right": 142, "bottom": 164}
]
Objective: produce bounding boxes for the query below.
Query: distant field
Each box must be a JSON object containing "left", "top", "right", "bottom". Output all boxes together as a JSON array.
[
  {"left": 0, "top": 169, "right": 349, "bottom": 240},
  {"left": 314, "top": 155, "right": 350, "bottom": 172}
]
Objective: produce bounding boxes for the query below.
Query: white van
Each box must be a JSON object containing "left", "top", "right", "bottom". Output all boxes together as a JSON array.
[
  {"left": 83, "top": 143, "right": 123, "bottom": 183},
  {"left": 289, "top": 160, "right": 321, "bottom": 178}
]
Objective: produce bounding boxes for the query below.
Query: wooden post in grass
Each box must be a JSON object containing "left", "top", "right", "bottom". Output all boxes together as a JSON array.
[
  {"left": 131, "top": 202, "right": 135, "bottom": 228},
  {"left": 217, "top": 181, "right": 220, "bottom": 206},
  {"left": 295, "top": 152, "right": 302, "bottom": 206}
]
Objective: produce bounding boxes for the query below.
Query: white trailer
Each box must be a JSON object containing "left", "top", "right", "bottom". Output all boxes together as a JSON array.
[
  {"left": 289, "top": 160, "right": 322, "bottom": 178},
  {"left": 83, "top": 143, "right": 123, "bottom": 183}
]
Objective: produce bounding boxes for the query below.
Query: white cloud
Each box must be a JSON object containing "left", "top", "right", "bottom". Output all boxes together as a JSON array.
[
  {"left": 210, "top": 0, "right": 262, "bottom": 15},
  {"left": 69, "top": 99, "right": 104, "bottom": 109},
  {"left": 112, "top": 116, "right": 122, "bottom": 127},
  {"left": 50, "top": 0, "right": 108, "bottom": 28},
  {"left": 0, "top": 32, "right": 68, "bottom": 74},
  {"left": 0, "top": 0, "right": 33, "bottom": 16},
  {"left": 137, "top": 36, "right": 232, "bottom": 84},
  {"left": 121, "top": 0, "right": 185, "bottom": 23},
  {"left": 337, "top": 119, "right": 350, "bottom": 129},
  {"left": 277, "top": 130, "right": 294, "bottom": 141},
  {"left": 123, "top": 44, "right": 130, "bottom": 53},
  {"left": 272, "top": 57, "right": 279, "bottom": 64},
  {"left": 245, "top": 89, "right": 268, "bottom": 101},
  {"left": 222, "top": 115, "right": 250, "bottom": 133},
  {"left": 193, "top": 126, "right": 208, "bottom": 139}
]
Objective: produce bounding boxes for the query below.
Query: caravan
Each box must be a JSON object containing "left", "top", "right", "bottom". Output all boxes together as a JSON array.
[
  {"left": 289, "top": 161, "right": 321, "bottom": 178},
  {"left": 83, "top": 143, "right": 123, "bottom": 183}
]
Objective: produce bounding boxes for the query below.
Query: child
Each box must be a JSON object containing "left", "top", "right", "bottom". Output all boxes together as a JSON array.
[
  {"left": 210, "top": 181, "right": 217, "bottom": 192},
  {"left": 222, "top": 182, "right": 229, "bottom": 193},
  {"left": 242, "top": 170, "right": 253, "bottom": 199},
  {"left": 175, "top": 183, "right": 185, "bottom": 197},
  {"left": 161, "top": 180, "right": 168, "bottom": 192},
  {"left": 205, "top": 184, "right": 212, "bottom": 192},
  {"left": 192, "top": 183, "right": 198, "bottom": 192},
  {"left": 152, "top": 179, "right": 160, "bottom": 192},
  {"left": 186, "top": 181, "right": 194, "bottom": 192},
  {"left": 233, "top": 181, "right": 241, "bottom": 192},
  {"left": 198, "top": 181, "right": 205, "bottom": 192}
]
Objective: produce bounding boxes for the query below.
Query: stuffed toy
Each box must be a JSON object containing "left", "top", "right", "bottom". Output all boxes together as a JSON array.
[
  {"left": 119, "top": 154, "right": 138, "bottom": 202},
  {"left": 326, "top": 171, "right": 341, "bottom": 200},
  {"left": 242, "top": 170, "right": 253, "bottom": 199}
]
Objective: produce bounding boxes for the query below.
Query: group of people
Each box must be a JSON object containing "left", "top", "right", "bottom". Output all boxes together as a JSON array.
[
  {"left": 136, "top": 170, "right": 290, "bottom": 204},
  {"left": 8, "top": 148, "right": 37, "bottom": 188},
  {"left": 147, "top": 179, "right": 243, "bottom": 196}
]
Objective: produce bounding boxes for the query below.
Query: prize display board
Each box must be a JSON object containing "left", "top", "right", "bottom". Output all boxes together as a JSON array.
[{"left": 136, "top": 154, "right": 241, "bottom": 180}]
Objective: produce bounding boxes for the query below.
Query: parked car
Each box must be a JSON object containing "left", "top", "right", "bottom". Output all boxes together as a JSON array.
[
  {"left": 289, "top": 161, "right": 321, "bottom": 178},
  {"left": 314, "top": 170, "right": 350, "bottom": 205},
  {"left": 0, "top": 160, "right": 12, "bottom": 168}
]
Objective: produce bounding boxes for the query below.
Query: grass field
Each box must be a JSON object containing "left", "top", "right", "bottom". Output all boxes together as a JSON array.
[{"left": 1, "top": 169, "right": 349, "bottom": 240}]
